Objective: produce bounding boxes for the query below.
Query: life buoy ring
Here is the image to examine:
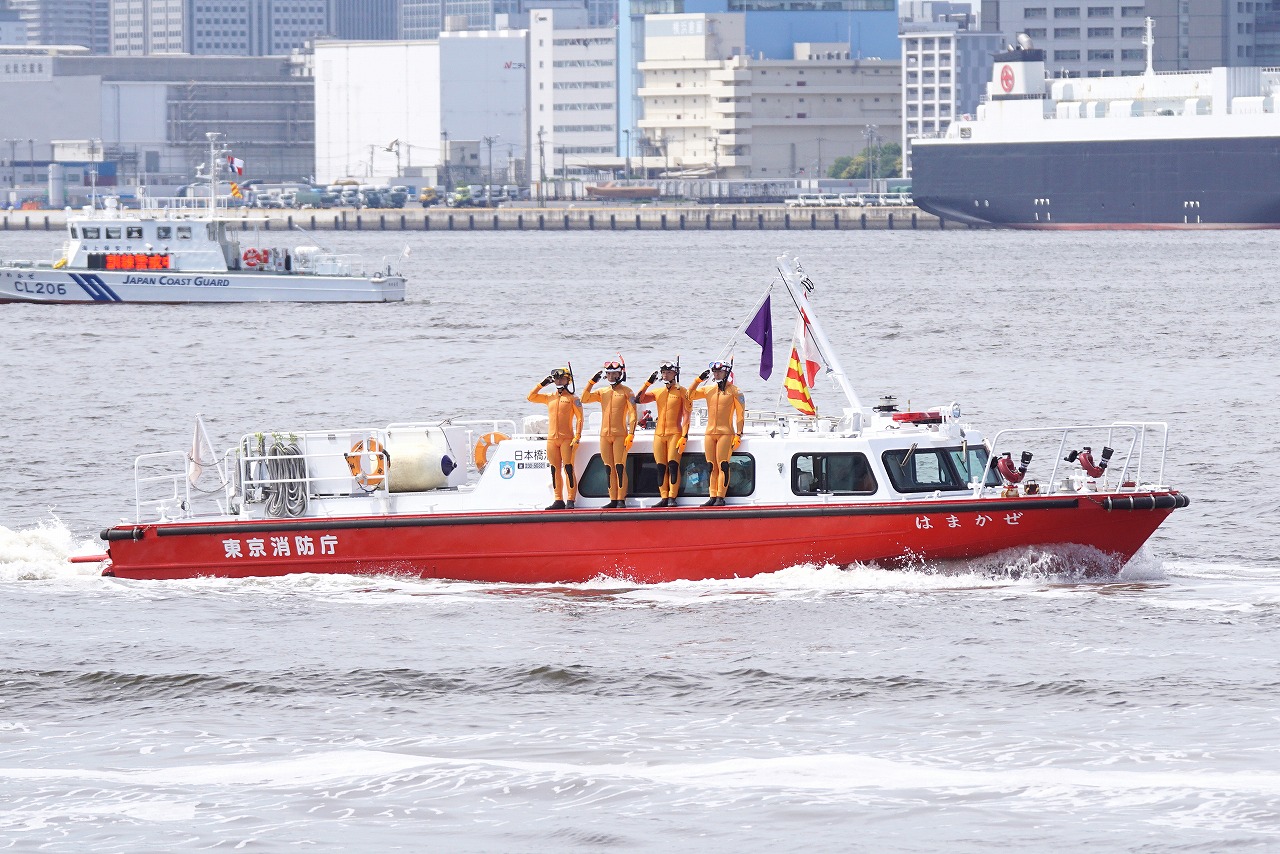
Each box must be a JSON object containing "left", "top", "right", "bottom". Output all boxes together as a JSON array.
[
  {"left": 242, "top": 248, "right": 263, "bottom": 268},
  {"left": 345, "top": 438, "right": 386, "bottom": 488},
  {"left": 473, "top": 432, "right": 509, "bottom": 472}
]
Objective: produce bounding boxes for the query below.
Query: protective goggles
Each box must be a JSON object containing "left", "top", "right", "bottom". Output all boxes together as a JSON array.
[
  {"left": 659, "top": 362, "right": 678, "bottom": 372},
  {"left": 550, "top": 368, "right": 571, "bottom": 379},
  {"left": 603, "top": 360, "right": 624, "bottom": 371},
  {"left": 709, "top": 360, "right": 730, "bottom": 371}
]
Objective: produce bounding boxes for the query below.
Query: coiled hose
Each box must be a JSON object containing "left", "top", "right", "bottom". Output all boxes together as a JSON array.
[{"left": 263, "top": 437, "right": 309, "bottom": 518}]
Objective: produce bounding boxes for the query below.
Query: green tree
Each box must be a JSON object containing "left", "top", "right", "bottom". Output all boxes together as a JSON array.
[
  {"left": 834, "top": 142, "right": 903, "bottom": 180},
  {"left": 826, "top": 156, "right": 855, "bottom": 179}
]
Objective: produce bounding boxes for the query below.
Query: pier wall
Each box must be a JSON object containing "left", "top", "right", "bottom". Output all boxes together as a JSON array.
[{"left": 1, "top": 206, "right": 947, "bottom": 233}]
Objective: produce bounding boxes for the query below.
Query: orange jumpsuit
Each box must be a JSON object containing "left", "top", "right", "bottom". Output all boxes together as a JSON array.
[
  {"left": 581, "top": 379, "right": 637, "bottom": 501},
  {"left": 689, "top": 378, "right": 745, "bottom": 499},
  {"left": 527, "top": 383, "right": 583, "bottom": 501},
  {"left": 635, "top": 381, "right": 692, "bottom": 499}
]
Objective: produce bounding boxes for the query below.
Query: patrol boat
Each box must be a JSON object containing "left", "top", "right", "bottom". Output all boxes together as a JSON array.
[
  {"left": 0, "top": 134, "right": 405, "bottom": 304},
  {"left": 89, "top": 255, "right": 1187, "bottom": 582}
]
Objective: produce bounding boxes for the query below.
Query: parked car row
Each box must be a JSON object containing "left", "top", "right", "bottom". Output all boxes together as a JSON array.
[{"left": 784, "top": 192, "right": 913, "bottom": 208}]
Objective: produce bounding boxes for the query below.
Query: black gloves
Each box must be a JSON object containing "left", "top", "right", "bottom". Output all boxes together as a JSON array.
[
  {"left": 699, "top": 369, "right": 711, "bottom": 381},
  {"left": 647, "top": 371, "right": 659, "bottom": 384},
  {"left": 541, "top": 376, "right": 553, "bottom": 387},
  {"left": 592, "top": 370, "right": 603, "bottom": 382}
]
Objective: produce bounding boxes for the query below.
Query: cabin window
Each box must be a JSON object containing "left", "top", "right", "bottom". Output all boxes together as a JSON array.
[
  {"left": 105, "top": 227, "right": 121, "bottom": 239},
  {"left": 126, "top": 226, "right": 143, "bottom": 239},
  {"left": 177, "top": 226, "right": 192, "bottom": 239},
  {"left": 881, "top": 448, "right": 963, "bottom": 493},
  {"left": 156, "top": 226, "right": 172, "bottom": 239},
  {"left": 82, "top": 227, "right": 100, "bottom": 239},
  {"left": 578, "top": 453, "right": 755, "bottom": 498},
  {"left": 792, "top": 453, "right": 877, "bottom": 495},
  {"left": 69, "top": 226, "right": 78, "bottom": 238}
]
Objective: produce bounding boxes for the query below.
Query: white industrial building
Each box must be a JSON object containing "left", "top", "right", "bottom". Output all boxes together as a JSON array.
[
  {"left": 315, "top": 10, "right": 620, "bottom": 186},
  {"left": 637, "top": 13, "right": 900, "bottom": 179},
  {"left": 528, "top": 6, "right": 616, "bottom": 182},
  {"left": 983, "top": 0, "right": 1148, "bottom": 79},
  {"left": 314, "top": 31, "right": 528, "bottom": 185}
]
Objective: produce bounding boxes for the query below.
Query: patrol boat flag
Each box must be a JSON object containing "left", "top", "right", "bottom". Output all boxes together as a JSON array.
[{"left": 744, "top": 295, "right": 773, "bottom": 379}]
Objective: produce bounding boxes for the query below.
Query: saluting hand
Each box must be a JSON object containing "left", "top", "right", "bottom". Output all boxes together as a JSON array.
[
  {"left": 592, "top": 370, "right": 603, "bottom": 383},
  {"left": 541, "top": 376, "right": 553, "bottom": 387},
  {"left": 698, "top": 369, "right": 711, "bottom": 381},
  {"left": 647, "top": 371, "right": 659, "bottom": 384}
]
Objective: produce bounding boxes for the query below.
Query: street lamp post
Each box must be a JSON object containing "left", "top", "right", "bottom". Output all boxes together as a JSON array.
[
  {"left": 441, "top": 129, "right": 452, "bottom": 192},
  {"left": 863, "top": 125, "right": 879, "bottom": 191},
  {"left": 482, "top": 134, "right": 499, "bottom": 206},
  {"left": 623, "top": 128, "right": 631, "bottom": 180}
]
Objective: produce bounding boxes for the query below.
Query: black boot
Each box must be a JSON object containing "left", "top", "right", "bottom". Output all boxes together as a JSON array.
[
  {"left": 545, "top": 500, "right": 566, "bottom": 510},
  {"left": 715, "top": 497, "right": 727, "bottom": 506},
  {"left": 702, "top": 497, "right": 717, "bottom": 507},
  {"left": 614, "top": 499, "right": 628, "bottom": 509},
  {"left": 565, "top": 500, "right": 575, "bottom": 509},
  {"left": 654, "top": 498, "right": 669, "bottom": 507}
]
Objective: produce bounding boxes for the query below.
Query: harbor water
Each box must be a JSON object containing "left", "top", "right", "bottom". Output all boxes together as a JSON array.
[{"left": 1, "top": 229, "right": 1277, "bottom": 851}]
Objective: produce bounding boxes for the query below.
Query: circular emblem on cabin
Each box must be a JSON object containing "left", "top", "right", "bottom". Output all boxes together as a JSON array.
[{"left": 1000, "top": 65, "right": 1015, "bottom": 93}]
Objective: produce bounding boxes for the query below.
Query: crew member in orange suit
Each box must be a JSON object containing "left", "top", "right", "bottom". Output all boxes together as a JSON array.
[
  {"left": 527, "top": 367, "right": 583, "bottom": 510},
  {"left": 688, "top": 360, "right": 745, "bottom": 506},
  {"left": 634, "top": 361, "right": 692, "bottom": 507},
  {"left": 581, "top": 358, "right": 637, "bottom": 508}
]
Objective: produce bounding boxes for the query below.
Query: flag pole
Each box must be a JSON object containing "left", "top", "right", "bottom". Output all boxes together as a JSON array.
[{"left": 775, "top": 254, "right": 864, "bottom": 420}]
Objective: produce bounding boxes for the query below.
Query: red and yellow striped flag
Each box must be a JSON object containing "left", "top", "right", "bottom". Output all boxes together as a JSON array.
[
  {"left": 784, "top": 344, "right": 816, "bottom": 415},
  {"left": 230, "top": 182, "right": 243, "bottom": 199}
]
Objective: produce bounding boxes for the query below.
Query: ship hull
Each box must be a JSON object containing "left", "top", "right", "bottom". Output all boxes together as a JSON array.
[
  {"left": 101, "top": 493, "right": 1184, "bottom": 582},
  {"left": 911, "top": 136, "right": 1280, "bottom": 228},
  {"left": 0, "top": 268, "right": 406, "bottom": 303}
]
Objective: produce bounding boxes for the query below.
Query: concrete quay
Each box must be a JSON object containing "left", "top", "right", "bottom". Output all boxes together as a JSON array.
[{"left": 1, "top": 205, "right": 950, "bottom": 233}]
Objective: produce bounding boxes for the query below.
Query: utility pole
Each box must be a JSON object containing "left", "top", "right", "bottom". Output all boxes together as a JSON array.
[
  {"left": 863, "top": 124, "right": 878, "bottom": 190},
  {"left": 661, "top": 135, "right": 669, "bottom": 180},
  {"left": 441, "top": 129, "right": 451, "bottom": 192},
  {"left": 367, "top": 144, "right": 377, "bottom": 178},
  {"left": 623, "top": 128, "right": 631, "bottom": 180},
  {"left": 817, "top": 137, "right": 823, "bottom": 178},
  {"left": 482, "top": 134, "right": 499, "bottom": 205},
  {"left": 537, "top": 127, "right": 546, "bottom": 205}
]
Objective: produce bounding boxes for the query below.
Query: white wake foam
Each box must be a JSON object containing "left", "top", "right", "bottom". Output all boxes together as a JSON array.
[{"left": 0, "top": 520, "right": 106, "bottom": 582}]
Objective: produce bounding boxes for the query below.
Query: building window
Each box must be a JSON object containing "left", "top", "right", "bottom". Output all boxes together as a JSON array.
[
  {"left": 1120, "top": 5, "right": 1144, "bottom": 15},
  {"left": 1054, "top": 49, "right": 1081, "bottom": 59},
  {"left": 1088, "top": 26, "right": 1114, "bottom": 36},
  {"left": 1055, "top": 27, "right": 1080, "bottom": 37},
  {"left": 1024, "top": 6, "right": 1047, "bottom": 16},
  {"left": 1121, "top": 26, "right": 1143, "bottom": 36},
  {"left": 1088, "top": 49, "right": 1114, "bottom": 59},
  {"left": 1087, "top": 5, "right": 1114, "bottom": 14},
  {"left": 1121, "top": 48, "right": 1144, "bottom": 60},
  {"left": 1025, "top": 27, "right": 1046, "bottom": 37},
  {"left": 1054, "top": 6, "right": 1080, "bottom": 16}
]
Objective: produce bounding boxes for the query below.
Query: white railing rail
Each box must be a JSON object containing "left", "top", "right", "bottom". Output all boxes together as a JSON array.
[
  {"left": 981, "top": 421, "right": 1169, "bottom": 495},
  {"left": 133, "top": 450, "right": 228, "bottom": 522}
]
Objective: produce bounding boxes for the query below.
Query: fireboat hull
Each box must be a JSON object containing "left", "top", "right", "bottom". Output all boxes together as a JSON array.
[{"left": 101, "top": 492, "right": 1186, "bottom": 582}]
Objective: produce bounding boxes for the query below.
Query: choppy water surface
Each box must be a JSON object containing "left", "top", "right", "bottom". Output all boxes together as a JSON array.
[{"left": 1, "top": 229, "right": 1278, "bottom": 851}]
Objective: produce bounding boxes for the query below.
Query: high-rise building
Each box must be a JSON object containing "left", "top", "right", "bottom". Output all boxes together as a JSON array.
[
  {"left": 11, "top": 0, "right": 111, "bottom": 53},
  {"left": 981, "top": 0, "right": 1148, "bottom": 78},
  {"left": 1147, "top": 0, "right": 1280, "bottom": 67},
  {"left": 0, "top": 2, "right": 26, "bottom": 45},
  {"left": 334, "top": 0, "right": 401, "bottom": 38},
  {"left": 110, "top": 0, "right": 334, "bottom": 56},
  {"left": 402, "top": 0, "right": 613, "bottom": 40}
]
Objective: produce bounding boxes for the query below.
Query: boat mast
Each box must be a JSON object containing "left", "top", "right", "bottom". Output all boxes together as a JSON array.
[
  {"left": 205, "top": 131, "right": 225, "bottom": 216},
  {"left": 775, "top": 254, "right": 865, "bottom": 419}
]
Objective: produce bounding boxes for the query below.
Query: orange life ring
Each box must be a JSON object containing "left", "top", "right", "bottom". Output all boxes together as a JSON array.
[
  {"left": 242, "top": 248, "right": 263, "bottom": 268},
  {"left": 345, "top": 438, "right": 386, "bottom": 488},
  {"left": 473, "top": 432, "right": 509, "bottom": 471}
]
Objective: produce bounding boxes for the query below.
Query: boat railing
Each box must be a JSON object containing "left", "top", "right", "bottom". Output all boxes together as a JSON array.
[
  {"left": 133, "top": 450, "right": 229, "bottom": 523},
  {"left": 982, "top": 422, "right": 1169, "bottom": 495}
]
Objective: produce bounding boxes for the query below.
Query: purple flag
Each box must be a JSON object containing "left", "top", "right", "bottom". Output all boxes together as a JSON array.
[{"left": 744, "top": 295, "right": 773, "bottom": 379}]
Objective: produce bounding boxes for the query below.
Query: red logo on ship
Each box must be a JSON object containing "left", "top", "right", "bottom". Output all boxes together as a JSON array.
[{"left": 1000, "top": 65, "right": 1015, "bottom": 93}]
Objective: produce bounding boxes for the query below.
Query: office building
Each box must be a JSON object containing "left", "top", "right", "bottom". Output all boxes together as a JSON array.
[
  {"left": 11, "top": 0, "right": 111, "bottom": 53},
  {"left": 530, "top": 6, "right": 617, "bottom": 180},
  {"left": 334, "top": 0, "right": 401, "bottom": 39},
  {"left": 620, "top": 0, "right": 898, "bottom": 157},
  {"left": 637, "top": 13, "right": 900, "bottom": 178},
  {"left": 109, "top": 0, "right": 334, "bottom": 56},
  {"left": 982, "top": 0, "right": 1148, "bottom": 78},
  {"left": 1147, "top": 0, "right": 1280, "bottom": 67}
]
